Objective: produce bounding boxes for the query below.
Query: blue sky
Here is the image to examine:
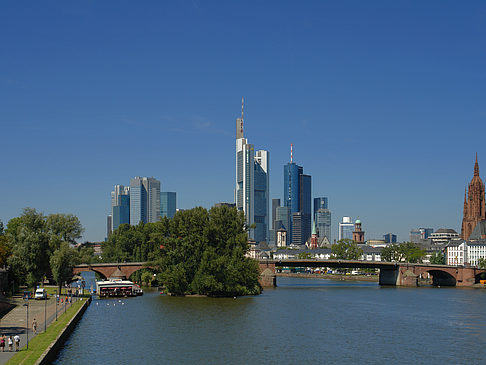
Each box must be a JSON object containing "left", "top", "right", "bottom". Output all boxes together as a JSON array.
[{"left": 1, "top": 1, "right": 485, "bottom": 242}]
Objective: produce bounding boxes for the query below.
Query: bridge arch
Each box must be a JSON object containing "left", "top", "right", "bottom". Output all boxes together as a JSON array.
[{"left": 423, "top": 269, "right": 457, "bottom": 286}]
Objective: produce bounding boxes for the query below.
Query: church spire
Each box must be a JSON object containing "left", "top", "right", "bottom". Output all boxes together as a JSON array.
[{"left": 474, "top": 152, "right": 479, "bottom": 176}]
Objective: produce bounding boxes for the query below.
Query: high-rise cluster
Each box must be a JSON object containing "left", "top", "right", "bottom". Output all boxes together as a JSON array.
[
  {"left": 235, "top": 98, "right": 269, "bottom": 242},
  {"left": 107, "top": 177, "right": 176, "bottom": 239}
]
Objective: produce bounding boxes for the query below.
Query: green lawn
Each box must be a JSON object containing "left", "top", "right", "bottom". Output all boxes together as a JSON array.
[{"left": 6, "top": 298, "right": 88, "bottom": 365}]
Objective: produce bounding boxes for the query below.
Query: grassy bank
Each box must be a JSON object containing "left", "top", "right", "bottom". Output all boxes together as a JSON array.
[{"left": 6, "top": 299, "right": 87, "bottom": 365}]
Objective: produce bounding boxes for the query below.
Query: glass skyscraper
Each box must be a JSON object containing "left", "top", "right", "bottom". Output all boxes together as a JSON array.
[
  {"left": 315, "top": 208, "right": 331, "bottom": 241},
  {"left": 314, "top": 197, "right": 328, "bottom": 222},
  {"left": 254, "top": 150, "right": 269, "bottom": 243},
  {"left": 284, "top": 158, "right": 311, "bottom": 245},
  {"left": 111, "top": 185, "right": 130, "bottom": 231},
  {"left": 130, "top": 177, "right": 161, "bottom": 225},
  {"left": 161, "top": 192, "right": 176, "bottom": 219},
  {"left": 235, "top": 98, "right": 269, "bottom": 242}
]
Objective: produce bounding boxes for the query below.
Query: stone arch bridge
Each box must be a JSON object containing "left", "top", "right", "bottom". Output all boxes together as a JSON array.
[
  {"left": 258, "top": 259, "right": 486, "bottom": 287},
  {"left": 73, "top": 262, "right": 153, "bottom": 280},
  {"left": 73, "top": 261, "right": 486, "bottom": 287}
]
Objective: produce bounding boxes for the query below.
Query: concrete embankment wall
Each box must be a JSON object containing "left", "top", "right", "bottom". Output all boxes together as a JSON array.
[{"left": 35, "top": 296, "right": 92, "bottom": 365}]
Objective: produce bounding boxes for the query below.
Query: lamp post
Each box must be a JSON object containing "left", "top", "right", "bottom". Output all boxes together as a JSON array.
[
  {"left": 23, "top": 301, "right": 29, "bottom": 350},
  {"left": 44, "top": 294, "right": 47, "bottom": 332},
  {"left": 55, "top": 289, "right": 58, "bottom": 321}
]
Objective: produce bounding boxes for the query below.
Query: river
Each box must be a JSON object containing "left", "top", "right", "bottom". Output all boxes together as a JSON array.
[{"left": 54, "top": 276, "right": 486, "bottom": 364}]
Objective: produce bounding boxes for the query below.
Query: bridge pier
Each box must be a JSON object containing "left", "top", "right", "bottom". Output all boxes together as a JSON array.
[
  {"left": 258, "top": 261, "right": 276, "bottom": 287},
  {"left": 378, "top": 268, "right": 400, "bottom": 286}
]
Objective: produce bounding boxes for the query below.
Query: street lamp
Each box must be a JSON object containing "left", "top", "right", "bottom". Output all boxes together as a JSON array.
[
  {"left": 23, "top": 301, "right": 29, "bottom": 350},
  {"left": 44, "top": 294, "right": 47, "bottom": 332},
  {"left": 55, "top": 289, "right": 58, "bottom": 321}
]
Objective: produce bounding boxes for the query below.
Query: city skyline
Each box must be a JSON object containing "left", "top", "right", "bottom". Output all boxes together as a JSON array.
[{"left": 1, "top": 1, "right": 485, "bottom": 242}]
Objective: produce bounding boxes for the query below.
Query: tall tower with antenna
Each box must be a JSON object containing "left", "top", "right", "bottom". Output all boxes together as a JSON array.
[{"left": 234, "top": 98, "right": 269, "bottom": 243}]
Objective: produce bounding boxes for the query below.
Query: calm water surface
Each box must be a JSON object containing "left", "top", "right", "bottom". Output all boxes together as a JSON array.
[{"left": 55, "top": 276, "right": 486, "bottom": 364}]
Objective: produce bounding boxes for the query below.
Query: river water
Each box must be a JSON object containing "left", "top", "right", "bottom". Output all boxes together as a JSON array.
[{"left": 54, "top": 276, "right": 486, "bottom": 364}]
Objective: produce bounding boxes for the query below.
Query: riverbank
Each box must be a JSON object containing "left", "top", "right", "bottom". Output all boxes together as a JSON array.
[
  {"left": 1, "top": 295, "right": 90, "bottom": 365},
  {"left": 277, "top": 272, "right": 379, "bottom": 282}
]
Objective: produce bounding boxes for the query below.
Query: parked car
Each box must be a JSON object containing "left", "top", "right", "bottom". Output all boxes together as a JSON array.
[{"left": 34, "top": 288, "right": 47, "bottom": 300}]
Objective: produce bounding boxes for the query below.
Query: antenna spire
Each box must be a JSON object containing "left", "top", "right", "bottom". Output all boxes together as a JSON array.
[
  {"left": 291, "top": 143, "right": 293, "bottom": 163},
  {"left": 241, "top": 96, "right": 244, "bottom": 120}
]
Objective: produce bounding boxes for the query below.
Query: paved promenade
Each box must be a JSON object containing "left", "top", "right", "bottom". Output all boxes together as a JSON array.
[{"left": 0, "top": 294, "right": 76, "bottom": 364}]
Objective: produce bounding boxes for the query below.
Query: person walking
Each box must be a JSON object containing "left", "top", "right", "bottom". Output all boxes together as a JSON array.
[
  {"left": 32, "top": 318, "right": 37, "bottom": 334},
  {"left": 13, "top": 335, "right": 20, "bottom": 351},
  {"left": 0, "top": 335, "right": 5, "bottom": 352},
  {"left": 7, "top": 336, "right": 13, "bottom": 352}
]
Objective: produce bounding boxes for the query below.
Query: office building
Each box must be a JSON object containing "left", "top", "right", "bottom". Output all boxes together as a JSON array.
[
  {"left": 272, "top": 199, "right": 280, "bottom": 230},
  {"left": 315, "top": 208, "right": 331, "bottom": 241},
  {"left": 410, "top": 228, "right": 434, "bottom": 243},
  {"left": 275, "top": 206, "right": 291, "bottom": 233},
  {"left": 383, "top": 233, "right": 397, "bottom": 244},
  {"left": 130, "top": 177, "right": 161, "bottom": 225},
  {"left": 161, "top": 192, "right": 176, "bottom": 218},
  {"left": 106, "top": 215, "right": 112, "bottom": 240},
  {"left": 314, "top": 197, "right": 328, "bottom": 222},
  {"left": 234, "top": 98, "right": 269, "bottom": 242},
  {"left": 284, "top": 145, "right": 311, "bottom": 245},
  {"left": 338, "top": 216, "right": 354, "bottom": 241},
  {"left": 111, "top": 185, "right": 130, "bottom": 231},
  {"left": 254, "top": 150, "right": 269, "bottom": 243}
]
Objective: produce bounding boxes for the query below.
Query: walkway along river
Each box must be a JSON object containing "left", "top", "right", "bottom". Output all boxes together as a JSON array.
[{"left": 54, "top": 276, "right": 486, "bottom": 364}]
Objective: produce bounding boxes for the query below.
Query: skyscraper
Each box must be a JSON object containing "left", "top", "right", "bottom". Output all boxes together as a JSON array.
[
  {"left": 160, "top": 192, "right": 176, "bottom": 219},
  {"left": 235, "top": 98, "right": 269, "bottom": 242},
  {"left": 315, "top": 208, "right": 331, "bottom": 241},
  {"left": 130, "top": 177, "right": 161, "bottom": 225},
  {"left": 284, "top": 145, "right": 311, "bottom": 245},
  {"left": 272, "top": 198, "right": 280, "bottom": 230},
  {"left": 254, "top": 150, "right": 269, "bottom": 242},
  {"left": 111, "top": 184, "right": 130, "bottom": 231},
  {"left": 338, "top": 216, "right": 354, "bottom": 241},
  {"left": 314, "top": 197, "right": 328, "bottom": 222}
]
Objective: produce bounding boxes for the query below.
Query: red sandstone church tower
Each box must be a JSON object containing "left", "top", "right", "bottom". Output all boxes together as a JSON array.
[
  {"left": 352, "top": 219, "right": 365, "bottom": 243},
  {"left": 461, "top": 154, "right": 486, "bottom": 240}
]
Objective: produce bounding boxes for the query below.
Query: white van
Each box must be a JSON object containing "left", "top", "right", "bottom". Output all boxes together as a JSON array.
[{"left": 34, "top": 288, "right": 47, "bottom": 300}]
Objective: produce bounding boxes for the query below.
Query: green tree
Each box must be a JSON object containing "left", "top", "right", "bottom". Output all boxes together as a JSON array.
[
  {"left": 297, "top": 252, "right": 312, "bottom": 259},
  {"left": 478, "top": 258, "right": 486, "bottom": 269},
  {"left": 381, "top": 242, "right": 426, "bottom": 263},
  {"left": 7, "top": 208, "right": 51, "bottom": 289},
  {"left": 331, "top": 239, "right": 363, "bottom": 260},
  {"left": 50, "top": 242, "right": 79, "bottom": 294},
  {"left": 429, "top": 251, "right": 445, "bottom": 265},
  {"left": 46, "top": 213, "right": 84, "bottom": 246},
  {"left": 156, "top": 206, "right": 261, "bottom": 296}
]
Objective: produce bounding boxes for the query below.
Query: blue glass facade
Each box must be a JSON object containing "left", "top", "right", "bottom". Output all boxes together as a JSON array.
[
  {"left": 161, "top": 192, "right": 176, "bottom": 218},
  {"left": 314, "top": 197, "right": 328, "bottom": 222},
  {"left": 316, "top": 209, "right": 331, "bottom": 240},
  {"left": 113, "top": 194, "right": 130, "bottom": 230},
  {"left": 283, "top": 162, "right": 311, "bottom": 245}
]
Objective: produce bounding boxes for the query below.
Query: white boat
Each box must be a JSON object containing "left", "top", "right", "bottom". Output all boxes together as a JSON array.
[
  {"left": 134, "top": 284, "right": 143, "bottom": 296},
  {"left": 96, "top": 279, "right": 137, "bottom": 298}
]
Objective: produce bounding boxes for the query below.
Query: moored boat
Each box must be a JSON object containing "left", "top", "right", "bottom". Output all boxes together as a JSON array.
[{"left": 96, "top": 279, "right": 138, "bottom": 298}]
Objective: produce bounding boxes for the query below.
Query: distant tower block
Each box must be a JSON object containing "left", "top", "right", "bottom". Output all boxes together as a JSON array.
[{"left": 352, "top": 219, "right": 365, "bottom": 243}]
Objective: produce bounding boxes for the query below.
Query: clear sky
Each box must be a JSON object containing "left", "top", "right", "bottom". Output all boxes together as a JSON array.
[{"left": 1, "top": 1, "right": 485, "bottom": 242}]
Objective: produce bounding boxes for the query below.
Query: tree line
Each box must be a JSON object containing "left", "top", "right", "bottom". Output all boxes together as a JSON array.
[{"left": 0, "top": 208, "right": 96, "bottom": 294}]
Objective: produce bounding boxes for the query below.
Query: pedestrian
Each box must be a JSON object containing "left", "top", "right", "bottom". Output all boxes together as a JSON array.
[
  {"left": 7, "top": 336, "right": 13, "bottom": 352},
  {"left": 13, "top": 335, "right": 20, "bottom": 351},
  {"left": 0, "top": 335, "right": 5, "bottom": 352},
  {"left": 32, "top": 318, "right": 37, "bottom": 334}
]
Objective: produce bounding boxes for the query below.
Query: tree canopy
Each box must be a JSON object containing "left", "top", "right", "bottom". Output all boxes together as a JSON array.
[
  {"left": 6, "top": 208, "right": 89, "bottom": 289},
  {"left": 381, "top": 242, "right": 426, "bottom": 263},
  {"left": 154, "top": 206, "right": 261, "bottom": 296},
  {"left": 331, "top": 239, "right": 363, "bottom": 260}
]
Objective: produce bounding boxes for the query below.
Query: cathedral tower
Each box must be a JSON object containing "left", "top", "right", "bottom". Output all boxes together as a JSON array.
[{"left": 461, "top": 154, "right": 486, "bottom": 240}]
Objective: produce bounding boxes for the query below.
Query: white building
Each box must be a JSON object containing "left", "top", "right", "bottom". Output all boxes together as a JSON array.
[
  {"left": 429, "top": 228, "right": 460, "bottom": 245},
  {"left": 447, "top": 241, "right": 486, "bottom": 266},
  {"left": 129, "top": 177, "right": 160, "bottom": 225},
  {"left": 338, "top": 216, "right": 354, "bottom": 241}
]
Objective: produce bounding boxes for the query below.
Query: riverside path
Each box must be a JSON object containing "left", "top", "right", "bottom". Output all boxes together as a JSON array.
[{"left": 0, "top": 292, "right": 79, "bottom": 364}]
